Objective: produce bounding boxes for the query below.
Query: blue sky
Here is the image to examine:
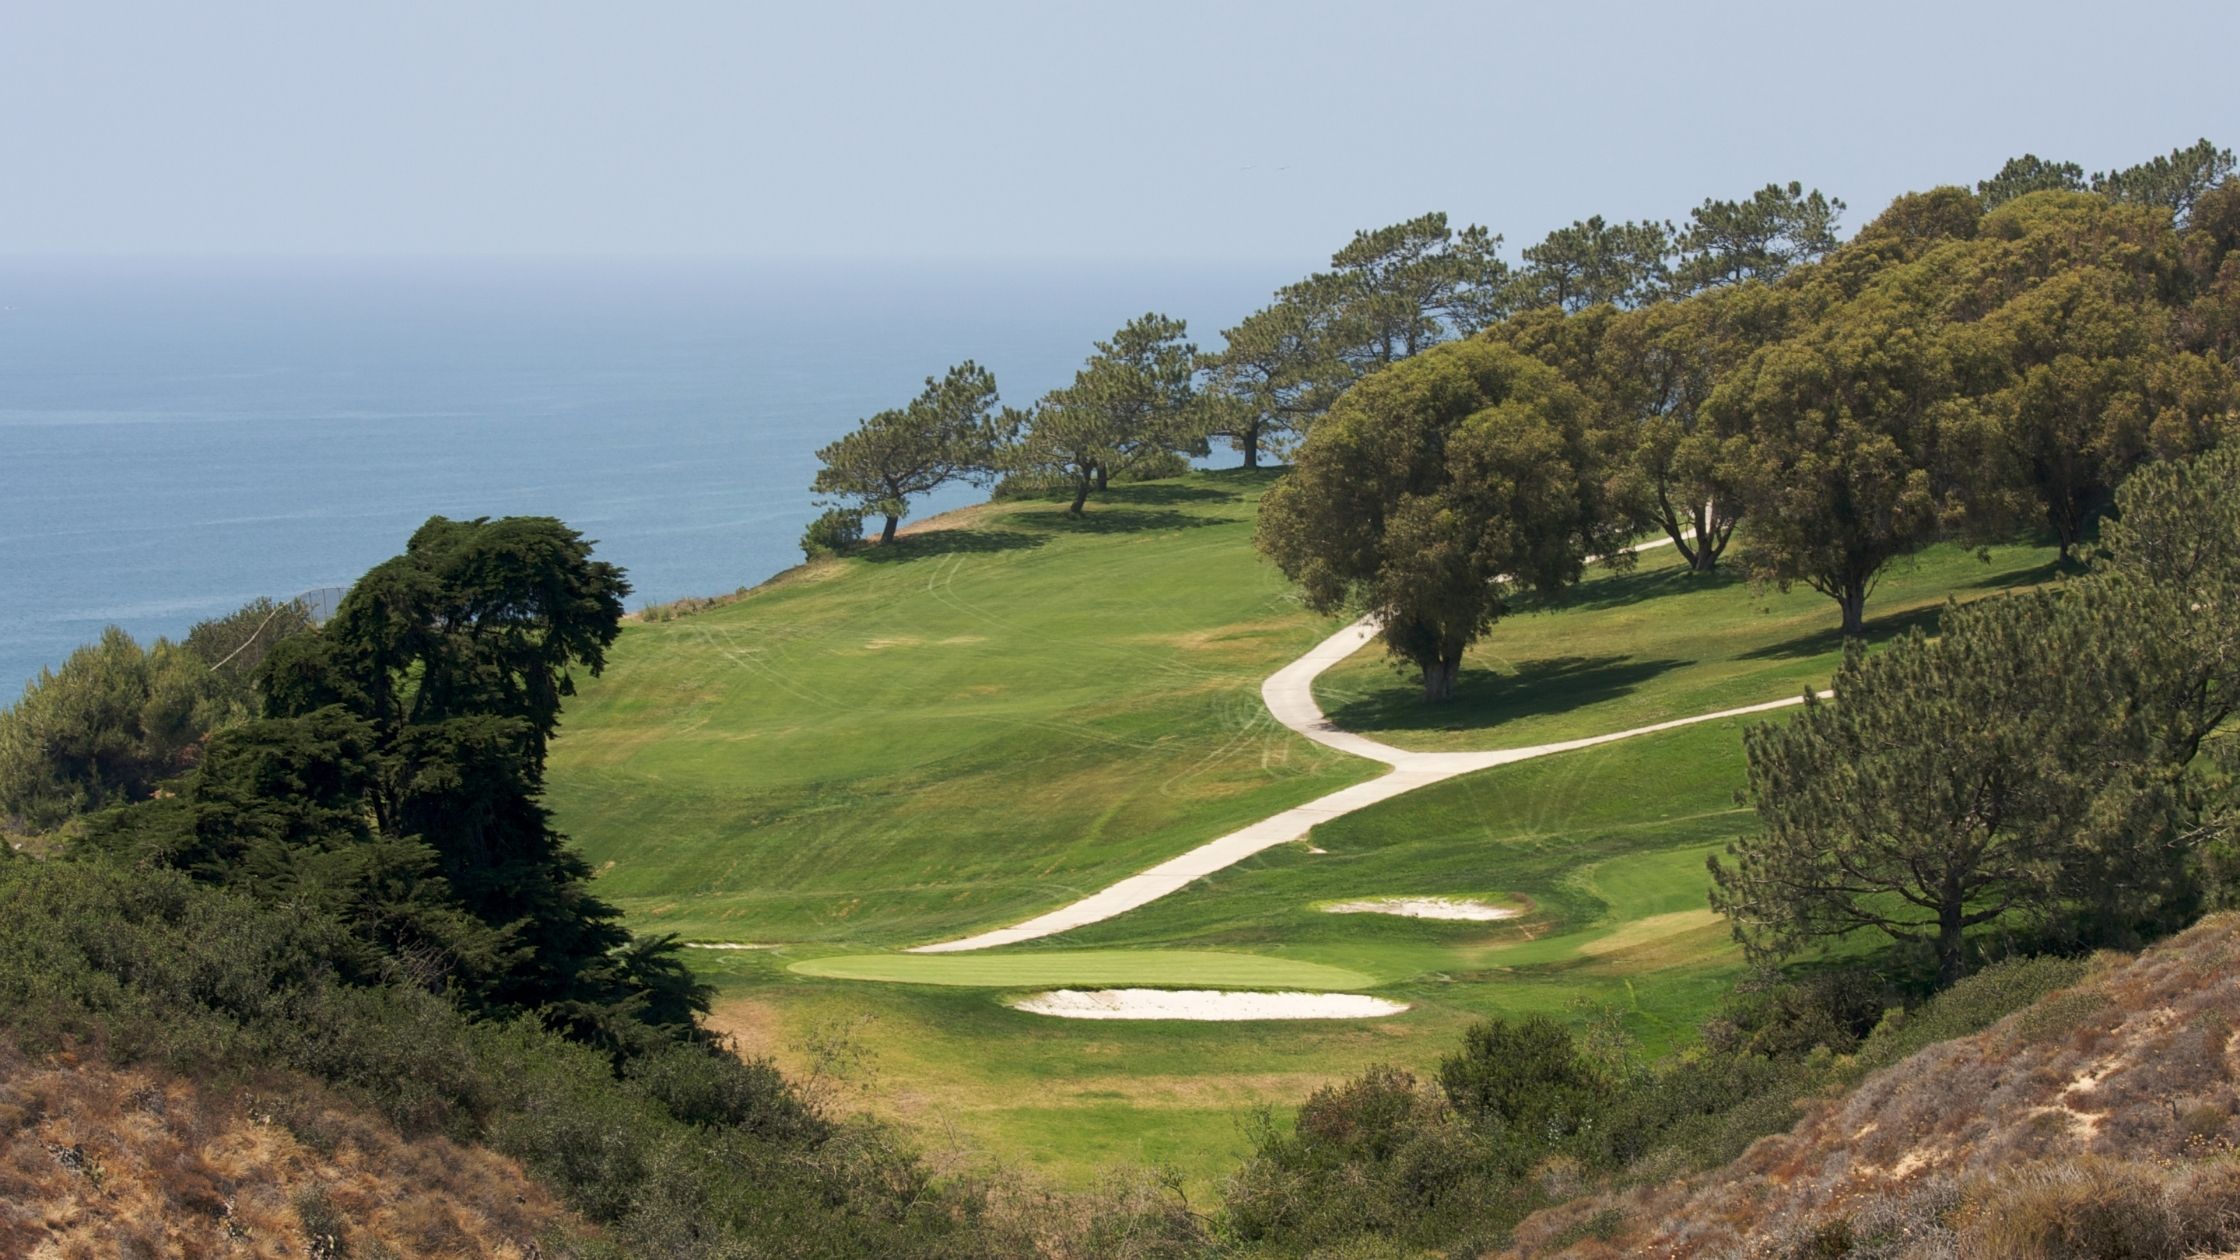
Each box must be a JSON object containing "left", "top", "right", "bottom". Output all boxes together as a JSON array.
[{"left": 3, "top": 0, "right": 2234, "bottom": 263}]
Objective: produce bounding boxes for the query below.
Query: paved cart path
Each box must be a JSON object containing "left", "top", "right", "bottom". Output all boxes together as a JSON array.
[{"left": 911, "top": 540, "right": 1828, "bottom": 953}]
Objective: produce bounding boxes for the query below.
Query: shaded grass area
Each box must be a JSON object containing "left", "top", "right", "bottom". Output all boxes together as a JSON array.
[
  {"left": 1315, "top": 539, "right": 2064, "bottom": 751},
  {"left": 547, "top": 471, "right": 1375, "bottom": 947},
  {"left": 788, "top": 949, "right": 1375, "bottom": 990}
]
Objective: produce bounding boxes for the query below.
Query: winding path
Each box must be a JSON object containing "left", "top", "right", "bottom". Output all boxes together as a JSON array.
[{"left": 911, "top": 547, "right": 1830, "bottom": 954}]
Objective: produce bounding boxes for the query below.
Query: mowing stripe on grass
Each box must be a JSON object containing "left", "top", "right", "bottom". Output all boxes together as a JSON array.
[{"left": 789, "top": 949, "right": 1376, "bottom": 990}]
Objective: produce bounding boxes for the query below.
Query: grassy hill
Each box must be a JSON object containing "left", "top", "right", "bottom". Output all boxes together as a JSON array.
[
  {"left": 546, "top": 471, "right": 1371, "bottom": 947},
  {"left": 547, "top": 471, "right": 2061, "bottom": 1186}
]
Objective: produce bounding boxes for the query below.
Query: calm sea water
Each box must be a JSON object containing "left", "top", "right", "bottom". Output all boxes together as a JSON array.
[{"left": 0, "top": 256, "right": 1288, "bottom": 697}]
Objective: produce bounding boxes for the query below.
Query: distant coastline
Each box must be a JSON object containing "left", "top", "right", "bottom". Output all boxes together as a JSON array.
[{"left": 0, "top": 256, "right": 1288, "bottom": 695}]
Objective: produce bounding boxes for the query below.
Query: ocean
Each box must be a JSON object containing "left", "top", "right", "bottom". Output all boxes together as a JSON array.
[{"left": 0, "top": 256, "right": 1289, "bottom": 697}]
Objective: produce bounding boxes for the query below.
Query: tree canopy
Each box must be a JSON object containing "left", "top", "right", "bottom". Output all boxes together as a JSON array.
[
  {"left": 1713, "top": 444, "right": 2240, "bottom": 982},
  {"left": 1010, "top": 313, "right": 1200, "bottom": 512},
  {"left": 1976, "top": 153, "right": 2087, "bottom": 210},
  {"left": 1198, "top": 290, "right": 1349, "bottom": 468},
  {"left": 93, "top": 515, "right": 700, "bottom": 1053},
  {"left": 1256, "top": 340, "right": 1624, "bottom": 701},
  {"left": 2093, "top": 137, "right": 2237, "bottom": 224},
  {"left": 1717, "top": 264, "right": 1960, "bottom": 635},
  {"left": 810, "top": 361, "right": 1003, "bottom": 544},
  {"left": 1672, "top": 181, "right": 1845, "bottom": 293},
  {"left": 1294, "top": 212, "right": 1512, "bottom": 369},
  {"left": 1512, "top": 215, "right": 1675, "bottom": 312}
]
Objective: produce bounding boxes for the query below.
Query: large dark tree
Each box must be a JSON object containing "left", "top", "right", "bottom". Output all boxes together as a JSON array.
[
  {"left": 225, "top": 515, "right": 706, "bottom": 1045},
  {"left": 1257, "top": 340, "right": 1624, "bottom": 702},
  {"left": 1712, "top": 593, "right": 2112, "bottom": 985}
]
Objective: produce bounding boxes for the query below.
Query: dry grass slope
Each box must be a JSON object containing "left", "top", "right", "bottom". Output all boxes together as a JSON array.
[
  {"left": 1507, "top": 914, "right": 2240, "bottom": 1259},
  {"left": 0, "top": 1046, "right": 577, "bottom": 1259}
]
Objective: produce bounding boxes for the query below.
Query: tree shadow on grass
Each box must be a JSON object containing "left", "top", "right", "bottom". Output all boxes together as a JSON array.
[
  {"left": 1014, "top": 508, "right": 1241, "bottom": 535},
  {"left": 1536, "top": 558, "right": 1748, "bottom": 615},
  {"left": 1321, "top": 653, "right": 1692, "bottom": 738},
  {"left": 1967, "top": 556, "right": 2070, "bottom": 589},
  {"left": 857, "top": 528, "right": 1050, "bottom": 564},
  {"left": 1103, "top": 481, "right": 1243, "bottom": 505},
  {"left": 1736, "top": 601, "right": 1947, "bottom": 662}
]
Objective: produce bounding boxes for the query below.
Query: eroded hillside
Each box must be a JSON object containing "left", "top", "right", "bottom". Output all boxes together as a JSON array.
[
  {"left": 1508, "top": 915, "right": 2240, "bottom": 1258},
  {"left": 0, "top": 1046, "right": 575, "bottom": 1259}
]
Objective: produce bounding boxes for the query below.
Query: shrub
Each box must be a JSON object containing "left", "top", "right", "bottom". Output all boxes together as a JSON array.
[
  {"left": 1225, "top": 1067, "right": 1525, "bottom": 1255},
  {"left": 622, "top": 1038, "right": 821, "bottom": 1142},
  {"left": 1438, "top": 1015, "right": 1606, "bottom": 1143},
  {"left": 1954, "top": 1158, "right": 2189, "bottom": 1258},
  {"left": 800, "top": 508, "right": 863, "bottom": 559},
  {"left": 1702, "top": 967, "right": 1891, "bottom": 1060},
  {"left": 0, "top": 858, "right": 987, "bottom": 1259},
  {"left": 0, "top": 629, "right": 238, "bottom": 830}
]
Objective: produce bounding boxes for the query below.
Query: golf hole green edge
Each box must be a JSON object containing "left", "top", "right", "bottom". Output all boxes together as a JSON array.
[{"left": 787, "top": 949, "right": 1378, "bottom": 990}]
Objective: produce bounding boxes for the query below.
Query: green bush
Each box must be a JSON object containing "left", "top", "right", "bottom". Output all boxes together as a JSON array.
[
  {"left": 1439, "top": 1015, "right": 1607, "bottom": 1144},
  {"left": 0, "top": 628, "right": 239, "bottom": 830},
  {"left": 0, "top": 857, "right": 991, "bottom": 1259},
  {"left": 800, "top": 507, "right": 864, "bottom": 559},
  {"left": 1225, "top": 1066, "right": 1528, "bottom": 1256}
]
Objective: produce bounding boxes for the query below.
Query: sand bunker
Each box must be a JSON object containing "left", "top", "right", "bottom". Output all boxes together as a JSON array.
[
  {"left": 1321, "top": 896, "right": 1521, "bottom": 921},
  {"left": 1011, "top": 988, "right": 1409, "bottom": 1021}
]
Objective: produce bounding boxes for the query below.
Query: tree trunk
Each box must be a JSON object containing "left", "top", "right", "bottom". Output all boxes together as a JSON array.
[
  {"left": 1241, "top": 426, "right": 1260, "bottom": 469},
  {"left": 1421, "top": 655, "right": 1461, "bottom": 703},
  {"left": 1690, "top": 502, "right": 1720, "bottom": 572},
  {"left": 880, "top": 514, "right": 900, "bottom": 546},
  {"left": 1094, "top": 464, "right": 1109, "bottom": 492},
  {"left": 1068, "top": 477, "right": 1090, "bottom": 515},
  {"left": 1936, "top": 897, "right": 1967, "bottom": 987},
  {"left": 1838, "top": 578, "right": 1868, "bottom": 637}
]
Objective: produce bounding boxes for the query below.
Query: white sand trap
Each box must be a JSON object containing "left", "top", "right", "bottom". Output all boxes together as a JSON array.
[
  {"left": 1322, "top": 896, "right": 1521, "bottom": 921},
  {"left": 1011, "top": 988, "right": 1409, "bottom": 1021}
]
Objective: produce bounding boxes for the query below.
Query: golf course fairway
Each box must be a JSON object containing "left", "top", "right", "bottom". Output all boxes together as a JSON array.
[
  {"left": 550, "top": 471, "right": 2063, "bottom": 1187},
  {"left": 788, "top": 949, "right": 1377, "bottom": 989}
]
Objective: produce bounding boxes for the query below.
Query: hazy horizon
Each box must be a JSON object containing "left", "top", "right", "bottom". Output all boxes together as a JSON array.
[{"left": 6, "top": 0, "right": 2236, "bottom": 265}]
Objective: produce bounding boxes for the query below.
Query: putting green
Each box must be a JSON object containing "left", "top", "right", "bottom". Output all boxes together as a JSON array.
[{"left": 789, "top": 949, "right": 1377, "bottom": 990}]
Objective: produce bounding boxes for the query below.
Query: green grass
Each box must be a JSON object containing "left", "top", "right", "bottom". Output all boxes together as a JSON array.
[
  {"left": 1315, "top": 539, "right": 2064, "bottom": 751},
  {"left": 547, "top": 472, "right": 1374, "bottom": 946},
  {"left": 545, "top": 472, "right": 2066, "bottom": 1191},
  {"left": 682, "top": 720, "right": 1764, "bottom": 1192},
  {"left": 788, "top": 949, "right": 1376, "bottom": 989}
]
